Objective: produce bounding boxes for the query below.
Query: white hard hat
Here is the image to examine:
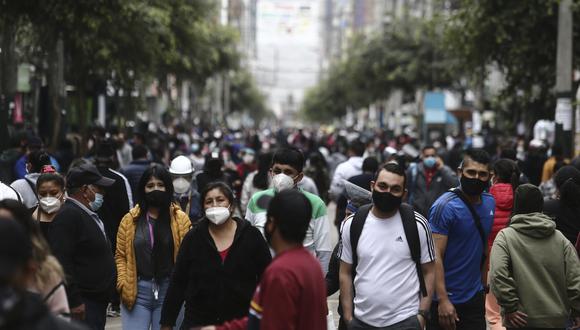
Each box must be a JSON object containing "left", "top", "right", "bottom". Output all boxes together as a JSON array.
[{"left": 169, "top": 155, "right": 193, "bottom": 175}]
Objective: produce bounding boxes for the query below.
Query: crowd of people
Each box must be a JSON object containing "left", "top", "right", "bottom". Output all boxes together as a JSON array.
[{"left": 1, "top": 123, "right": 580, "bottom": 330}]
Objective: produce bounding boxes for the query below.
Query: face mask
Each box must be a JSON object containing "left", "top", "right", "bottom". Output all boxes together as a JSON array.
[
  {"left": 89, "top": 192, "right": 104, "bottom": 211},
  {"left": 205, "top": 206, "right": 230, "bottom": 225},
  {"left": 146, "top": 190, "right": 171, "bottom": 208},
  {"left": 272, "top": 173, "right": 295, "bottom": 192},
  {"left": 423, "top": 157, "right": 437, "bottom": 169},
  {"left": 39, "top": 196, "right": 62, "bottom": 214},
  {"left": 372, "top": 190, "right": 402, "bottom": 214},
  {"left": 460, "top": 176, "right": 488, "bottom": 196},
  {"left": 173, "top": 178, "right": 191, "bottom": 194},
  {"left": 243, "top": 154, "right": 254, "bottom": 164}
]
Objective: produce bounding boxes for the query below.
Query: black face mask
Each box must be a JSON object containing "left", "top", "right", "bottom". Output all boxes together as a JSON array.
[
  {"left": 372, "top": 190, "right": 402, "bottom": 213},
  {"left": 460, "top": 176, "right": 488, "bottom": 196},
  {"left": 146, "top": 190, "right": 171, "bottom": 209}
]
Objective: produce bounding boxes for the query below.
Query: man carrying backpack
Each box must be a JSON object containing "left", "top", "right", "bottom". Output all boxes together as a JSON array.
[{"left": 339, "top": 162, "right": 436, "bottom": 330}]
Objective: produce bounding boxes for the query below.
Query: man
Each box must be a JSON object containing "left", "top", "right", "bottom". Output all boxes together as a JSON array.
[
  {"left": 490, "top": 184, "right": 580, "bottom": 330},
  {"left": 329, "top": 140, "right": 365, "bottom": 202},
  {"left": 49, "top": 163, "right": 116, "bottom": 330},
  {"left": 246, "top": 147, "right": 332, "bottom": 274},
  {"left": 204, "top": 190, "right": 328, "bottom": 330},
  {"left": 339, "top": 162, "right": 436, "bottom": 329},
  {"left": 0, "top": 220, "right": 86, "bottom": 330},
  {"left": 169, "top": 155, "right": 202, "bottom": 224},
  {"left": 428, "top": 149, "right": 495, "bottom": 330},
  {"left": 120, "top": 144, "right": 151, "bottom": 198},
  {"left": 406, "top": 146, "right": 458, "bottom": 217},
  {"left": 93, "top": 141, "right": 133, "bottom": 317}
]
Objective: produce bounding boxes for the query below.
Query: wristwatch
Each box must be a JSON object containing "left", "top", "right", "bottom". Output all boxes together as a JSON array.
[{"left": 418, "top": 309, "right": 431, "bottom": 321}]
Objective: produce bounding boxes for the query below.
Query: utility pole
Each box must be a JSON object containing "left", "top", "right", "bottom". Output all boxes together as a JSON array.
[{"left": 555, "top": 0, "right": 573, "bottom": 157}]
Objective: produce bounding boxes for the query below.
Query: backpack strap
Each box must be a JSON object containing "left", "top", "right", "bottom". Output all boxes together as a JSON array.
[
  {"left": 349, "top": 203, "right": 372, "bottom": 280},
  {"left": 400, "top": 203, "right": 427, "bottom": 297},
  {"left": 449, "top": 187, "right": 487, "bottom": 269},
  {"left": 6, "top": 184, "right": 22, "bottom": 203}
]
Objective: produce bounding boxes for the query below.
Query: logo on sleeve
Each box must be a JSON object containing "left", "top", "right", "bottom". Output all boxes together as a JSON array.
[{"left": 395, "top": 236, "right": 404, "bottom": 243}]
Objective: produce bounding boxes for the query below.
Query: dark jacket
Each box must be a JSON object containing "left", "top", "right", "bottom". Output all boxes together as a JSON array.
[
  {"left": 0, "top": 290, "right": 87, "bottom": 330},
  {"left": 406, "top": 163, "right": 458, "bottom": 217},
  {"left": 544, "top": 199, "right": 580, "bottom": 244},
  {"left": 48, "top": 200, "right": 116, "bottom": 307},
  {"left": 160, "top": 217, "right": 271, "bottom": 327},
  {"left": 120, "top": 160, "right": 152, "bottom": 198}
]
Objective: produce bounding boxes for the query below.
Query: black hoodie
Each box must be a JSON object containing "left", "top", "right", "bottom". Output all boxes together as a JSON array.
[{"left": 160, "top": 217, "right": 271, "bottom": 328}]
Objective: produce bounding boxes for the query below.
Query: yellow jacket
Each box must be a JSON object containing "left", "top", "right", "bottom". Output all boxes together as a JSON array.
[{"left": 115, "top": 203, "right": 191, "bottom": 310}]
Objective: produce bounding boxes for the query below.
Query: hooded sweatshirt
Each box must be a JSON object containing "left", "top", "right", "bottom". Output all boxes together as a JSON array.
[{"left": 490, "top": 212, "right": 580, "bottom": 328}]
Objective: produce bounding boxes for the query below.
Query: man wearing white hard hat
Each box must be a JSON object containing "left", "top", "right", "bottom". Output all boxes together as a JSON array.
[{"left": 169, "top": 156, "right": 202, "bottom": 224}]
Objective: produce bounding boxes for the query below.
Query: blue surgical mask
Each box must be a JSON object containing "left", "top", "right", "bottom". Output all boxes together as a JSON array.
[
  {"left": 87, "top": 187, "right": 105, "bottom": 211},
  {"left": 423, "top": 157, "right": 437, "bottom": 169}
]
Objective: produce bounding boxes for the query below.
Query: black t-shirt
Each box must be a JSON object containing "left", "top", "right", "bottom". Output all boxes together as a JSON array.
[{"left": 544, "top": 199, "right": 580, "bottom": 244}]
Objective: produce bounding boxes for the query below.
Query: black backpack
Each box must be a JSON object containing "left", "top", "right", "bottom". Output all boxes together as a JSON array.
[{"left": 349, "top": 203, "right": 427, "bottom": 297}]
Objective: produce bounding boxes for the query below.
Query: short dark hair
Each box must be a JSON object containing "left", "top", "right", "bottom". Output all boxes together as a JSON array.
[
  {"left": 272, "top": 147, "right": 305, "bottom": 173},
  {"left": 499, "top": 148, "right": 517, "bottom": 161},
  {"left": 200, "top": 182, "right": 235, "bottom": 210},
  {"left": 461, "top": 149, "right": 491, "bottom": 169},
  {"left": 267, "top": 190, "right": 312, "bottom": 244},
  {"left": 36, "top": 173, "right": 65, "bottom": 192},
  {"left": 373, "top": 162, "right": 406, "bottom": 187},
  {"left": 349, "top": 140, "right": 366, "bottom": 157},
  {"left": 27, "top": 150, "right": 52, "bottom": 173},
  {"left": 132, "top": 145, "right": 148, "bottom": 160},
  {"left": 362, "top": 157, "right": 379, "bottom": 173},
  {"left": 136, "top": 164, "right": 174, "bottom": 212},
  {"left": 422, "top": 145, "right": 436, "bottom": 153}
]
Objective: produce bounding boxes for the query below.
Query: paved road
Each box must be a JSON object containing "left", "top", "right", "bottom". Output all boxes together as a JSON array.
[{"left": 106, "top": 203, "right": 340, "bottom": 329}]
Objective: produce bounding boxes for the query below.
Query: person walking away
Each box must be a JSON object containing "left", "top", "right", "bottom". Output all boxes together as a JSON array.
[
  {"left": 116, "top": 164, "right": 191, "bottom": 330},
  {"left": 329, "top": 141, "right": 365, "bottom": 224},
  {"left": 245, "top": 147, "right": 333, "bottom": 274},
  {"left": 0, "top": 220, "right": 85, "bottom": 330},
  {"left": 304, "top": 151, "right": 331, "bottom": 203},
  {"left": 31, "top": 167, "right": 66, "bottom": 239},
  {"left": 544, "top": 166, "right": 580, "bottom": 244},
  {"left": 48, "top": 163, "right": 116, "bottom": 330},
  {"left": 169, "top": 155, "right": 202, "bottom": 224},
  {"left": 13, "top": 136, "right": 60, "bottom": 180},
  {"left": 121, "top": 145, "right": 152, "bottom": 200},
  {"left": 428, "top": 149, "right": 495, "bottom": 330},
  {"left": 11, "top": 150, "right": 52, "bottom": 210},
  {"left": 340, "top": 162, "right": 436, "bottom": 330},
  {"left": 490, "top": 184, "right": 580, "bottom": 330},
  {"left": 406, "top": 146, "right": 458, "bottom": 218},
  {"left": 240, "top": 152, "right": 272, "bottom": 216},
  {"left": 539, "top": 161, "right": 566, "bottom": 200},
  {"left": 541, "top": 144, "right": 566, "bottom": 183},
  {"left": 160, "top": 182, "right": 271, "bottom": 329},
  {"left": 200, "top": 189, "right": 328, "bottom": 330},
  {"left": 486, "top": 159, "right": 520, "bottom": 330}
]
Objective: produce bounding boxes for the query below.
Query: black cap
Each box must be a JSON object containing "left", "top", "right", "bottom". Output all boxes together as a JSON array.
[
  {"left": 66, "top": 163, "right": 115, "bottom": 189},
  {"left": 0, "top": 220, "right": 32, "bottom": 279}
]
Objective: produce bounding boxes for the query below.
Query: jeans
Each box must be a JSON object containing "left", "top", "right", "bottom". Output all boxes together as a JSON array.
[
  {"left": 428, "top": 291, "right": 486, "bottom": 330},
  {"left": 81, "top": 297, "right": 108, "bottom": 330},
  {"left": 121, "top": 278, "right": 179, "bottom": 330},
  {"left": 349, "top": 315, "right": 422, "bottom": 330}
]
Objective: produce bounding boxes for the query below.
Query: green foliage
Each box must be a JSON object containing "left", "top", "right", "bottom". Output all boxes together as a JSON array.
[{"left": 229, "top": 69, "right": 271, "bottom": 121}]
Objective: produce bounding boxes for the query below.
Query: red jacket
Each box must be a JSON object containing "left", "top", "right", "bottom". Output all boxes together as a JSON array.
[{"left": 489, "top": 183, "right": 513, "bottom": 247}]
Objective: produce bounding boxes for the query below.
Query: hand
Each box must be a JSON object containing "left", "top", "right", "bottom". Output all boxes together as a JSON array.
[
  {"left": 417, "top": 314, "right": 426, "bottom": 329},
  {"left": 570, "top": 316, "right": 580, "bottom": 329},
  {"left": 438, "top": 299, "right": 459, "bottom": 330},
  {"left": 504, "top": 311, "right": 528, "bottom": 328},
  {"left": 70, "top": 303, "right": 86, "bottom": 321}
]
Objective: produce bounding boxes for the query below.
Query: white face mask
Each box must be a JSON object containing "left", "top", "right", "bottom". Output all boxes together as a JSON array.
[
  {"left": 272, "top": 173, "right": 295, "bottom": 192},
  {"left": 243, "top": 154, "right": 254, "bottom": 164},
  {"left": 173, "top": 177, "right": 191, "bottom": 194},
  {"left": 205, "top": 206, "right": 231, "bottom": 225},
  {"left": 39, "top": 196, "right": 62, "bottom": 214}
]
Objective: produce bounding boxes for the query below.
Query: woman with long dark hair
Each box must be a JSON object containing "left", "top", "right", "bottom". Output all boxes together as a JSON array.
[
  {"left": 160, "top": 182, "right": 271, "bottom": 329},
  {"left": 115, "top": 164, "right": 191, "bottom": 330}
]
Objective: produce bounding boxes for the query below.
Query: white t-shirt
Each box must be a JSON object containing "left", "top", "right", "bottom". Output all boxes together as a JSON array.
[{"left": 340, "top": 209, "right": 435, "bottom": 327}]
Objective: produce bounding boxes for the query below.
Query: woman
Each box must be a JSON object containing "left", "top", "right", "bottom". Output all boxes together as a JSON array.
[
  {"left": 486, "top": 159, "right": 520, "bottom": 330},
  {"left": 10, "top": 150, "right": 52, "bottom": 210},
  {"left": 0, "top": 199, "right": 70, "bottom": 318},
  {"left": 116, "top": 164, "right": 191, "bottom": 330},
  {"left": 240, "top": 152, "right": 272, "bottom": 216},
  {"left": 160, "top": 182, "right": 271, "bottom": 329},
  {"left": 32, "top": 166, "right": 66, "bottom": 239},
  {"left": 544, "top": 165, "right": 580, "bottom": 244}
]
